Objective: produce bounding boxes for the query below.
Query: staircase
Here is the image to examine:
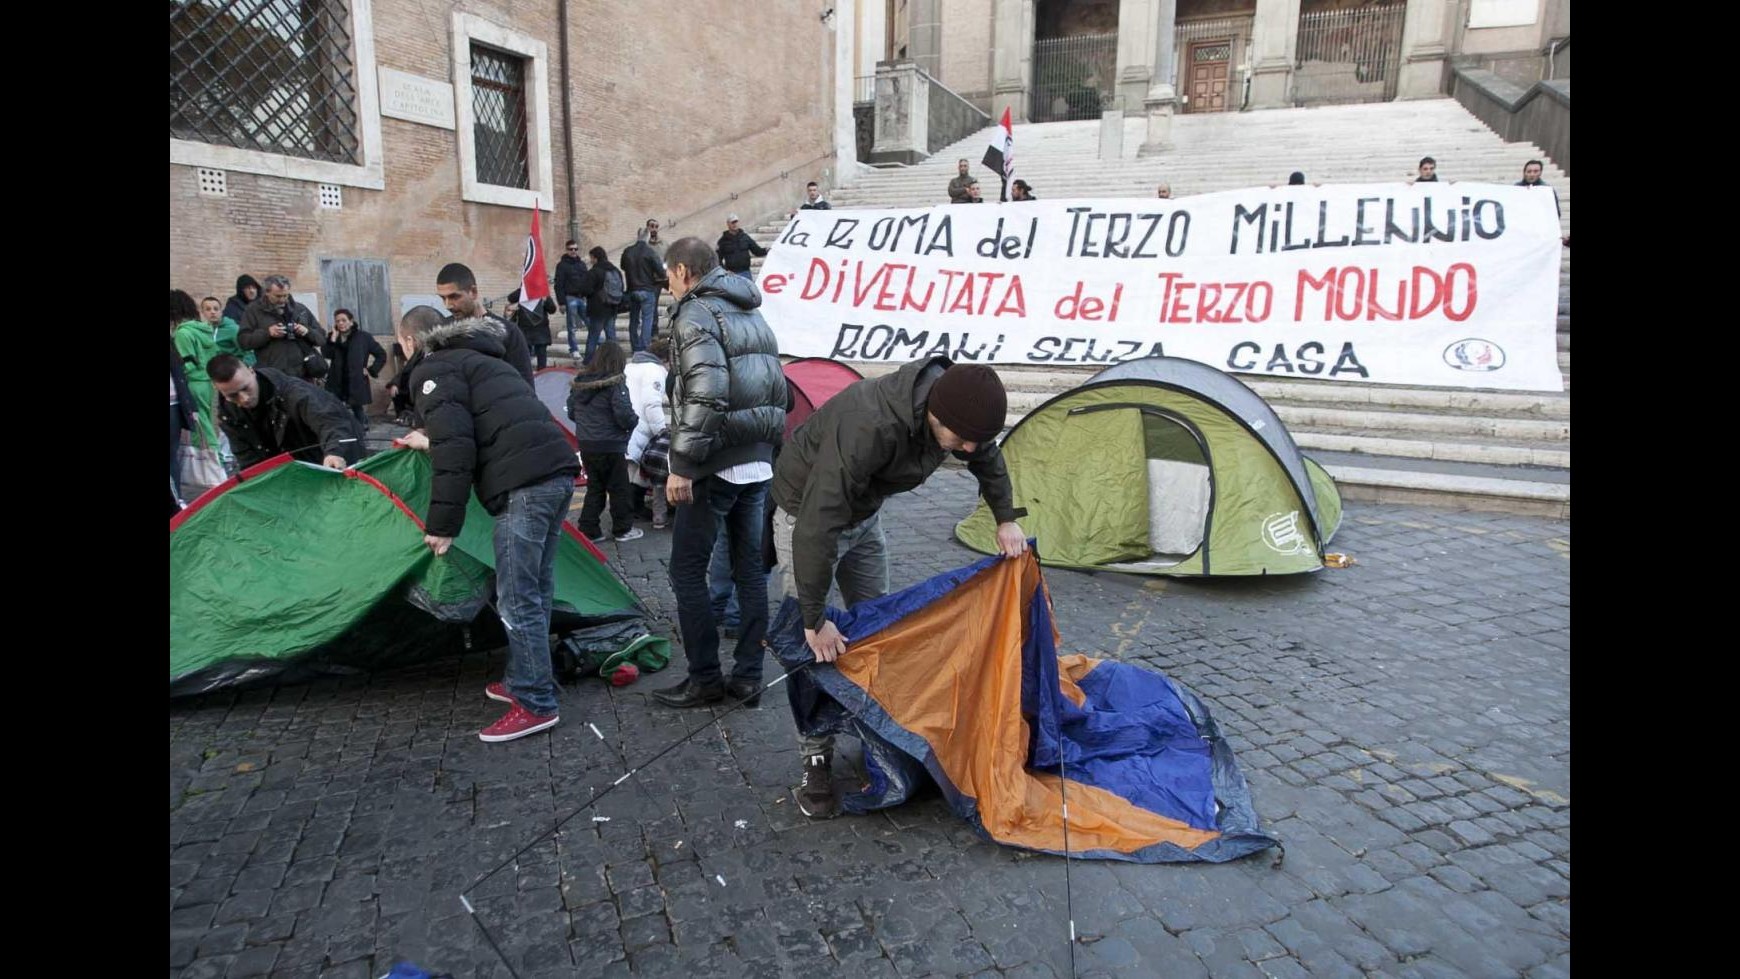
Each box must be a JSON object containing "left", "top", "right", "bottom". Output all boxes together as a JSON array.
[{"left": 749, "top": 99, "right": 1571, "bottom": 518}]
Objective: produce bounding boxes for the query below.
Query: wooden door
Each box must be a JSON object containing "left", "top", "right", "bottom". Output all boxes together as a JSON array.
[{"left": 1187, "top": 40, "right": 1232, "bottom": 113}]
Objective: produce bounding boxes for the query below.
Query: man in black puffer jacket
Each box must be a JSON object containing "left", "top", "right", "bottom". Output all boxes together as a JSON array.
[
  {"left": 396, "top": 305, "right": 581, "bottom": 744},
  {"left": 651, "top": 238, "right": 787, "bottom": 710},
  {"left": 208, "top": 355, "right": 363, "bottom": 469}
]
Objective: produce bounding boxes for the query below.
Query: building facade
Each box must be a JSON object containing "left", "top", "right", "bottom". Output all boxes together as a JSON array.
[{"left": 171, "top": 0, "right": 854, "bottom": 333}]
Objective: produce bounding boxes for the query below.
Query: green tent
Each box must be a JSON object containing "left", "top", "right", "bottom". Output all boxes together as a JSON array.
[
  {"left": 170, "top": 449, "right": 666, "bottom": 696},
  {"left": 956, "top": 357, "right": 1342, "bottom": 575}
]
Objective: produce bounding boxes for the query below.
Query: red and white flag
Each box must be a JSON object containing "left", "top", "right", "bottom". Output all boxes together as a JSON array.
[
  {"left": 981, "top": 107, "right": 1014, "bottom": 202},
  {"left": 520, "top": 203, "right": 551, "bottom": 305}
]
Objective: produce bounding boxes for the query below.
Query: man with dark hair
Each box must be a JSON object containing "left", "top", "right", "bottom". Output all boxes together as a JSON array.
[
  {"left": 1517, "top": 159, "right": 1562, "bottom": 218},
  {"left": 238, "top": 274, "right": 327, "bottom": 380},
  {"left": 953, "top": 180, "right": 985, "bottom": 204},
  {"left": 1413, "top": 157, "right": 1439, "bottom": 183},
  {"left": 554, "top": 239, "right": 589, "bottom": 357},
  {"left": 650, "top": 237, "right": 788, "bottom": 711},
  {"left": 435, "top": 262, "right": 535, "bottom": 387},
  {"left": 394, "top": 306, "right": 581, "bottom": 742},
  {"left": 770, "top": 360, "right": 1029, "bottom": 818},
  {"left": 947, "top": 158, "right": 974, "bottom": 202},
  {"left": 717, "top": 214, "right": 768, "bottom": 281},
  {"left": 385, "top": 306, "right": 444, "bottom": 426},
  {"left": 208, "top": 353, "right": 363, "bottom": 470},
  {"left": 1009, "top": 179, "right": 1036, "bottom": 202},
  {"left": 621, "top": 227, "right": 669, "bottom": 352},
  {"left": 789, "top": 182, "right": 831, "bottom": 218}
]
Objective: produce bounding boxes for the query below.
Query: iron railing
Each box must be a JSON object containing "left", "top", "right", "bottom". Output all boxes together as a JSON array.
[
  {"left": 169, "top": 0, "right": 360, "bottom": 164},
  {"left": 1032, "top": 32, "right": 1118, "bottom": 122},
  {"left": 1293, "top": 2, "right": 1406, "bottom": 106},
  {"left": 854, "top": 74, "right": 875, "bottom": 104},
  {"left": 470, "top": 44, "right": 531, "bottom": 189}
]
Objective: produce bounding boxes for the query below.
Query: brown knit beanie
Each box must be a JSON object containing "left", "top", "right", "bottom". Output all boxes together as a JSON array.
[{"left": 926, "top": 364, "right": 1007, "bottom": 442}]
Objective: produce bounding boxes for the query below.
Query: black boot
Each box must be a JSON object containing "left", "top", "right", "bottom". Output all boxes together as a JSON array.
[
  {"left": 725, "top": 677, "right": 762, "bottom": 708},
  {"left": 795, "top": 753, "right": 841, "bottom": 818},
  {"left": 651, "top": 676, "right": 726, "bottom": 708}
]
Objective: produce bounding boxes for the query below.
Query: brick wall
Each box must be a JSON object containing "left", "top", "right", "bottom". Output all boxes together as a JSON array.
[{"left": 171, "top": 0, "right": 837, "bottom": 318}]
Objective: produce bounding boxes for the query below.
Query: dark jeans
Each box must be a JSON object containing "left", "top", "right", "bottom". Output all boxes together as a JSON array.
[
  {"left": 584, "top": 301, "right": 618, "bottom": 363},
  {"left": 625, "top": 289, "right": 658, "bottom": 351},
  {"left": 577, "top": 451, "right": 632, "bottom": 539},
  {"left": 170, "top": 404, "right": 184, "bottom": 500},
  {"left": 532, "top": 343, "right": 549, "bottom": 369},
  {"left": 492, "top": 473, "right": 575, "bottom": 717},
  {"left": 668, "top": 476, "right": 769, "bottom": 685},
  {"left": 564, "top": 297, "right": 584, "bottom": 353},
  {"left": 350, "top": 404, "right": 369, "bottom": 429}
]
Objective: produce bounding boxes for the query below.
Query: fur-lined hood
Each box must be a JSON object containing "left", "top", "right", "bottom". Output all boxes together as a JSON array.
[
  {"left": 419, "top": 314, "right": 505, "bottom": 354},
  {"left": 570, "top": 371, "right": 626, "bottom": 391}
]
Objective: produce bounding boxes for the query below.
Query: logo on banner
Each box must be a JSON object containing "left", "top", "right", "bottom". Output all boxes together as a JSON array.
[
  {"left": 1262, "top": 511, "right": 1310, "bottom": 554},
  {"left": 1443, "top": 339, "right": 1506, "bottom": 372}
]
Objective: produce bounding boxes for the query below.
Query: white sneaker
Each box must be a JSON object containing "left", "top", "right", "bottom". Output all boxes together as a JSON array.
[{"left": 614, "top": 527, "right": 645, "bottom": 542}]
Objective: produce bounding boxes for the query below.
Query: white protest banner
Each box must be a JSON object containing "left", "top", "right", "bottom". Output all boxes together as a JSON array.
[{"left": 757, "top": 183, "right": 1565, "bottom": 391}]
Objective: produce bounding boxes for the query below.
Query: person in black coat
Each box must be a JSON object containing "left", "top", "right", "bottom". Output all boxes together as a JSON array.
[
  {"left": 576, "top": 247, "right": 625, "bottom": 361},
  {"left": 506, "top": 288, "right": 560, "bottom": 369},
  {"left": 223, "top": 274, "right": 260, "bottom": 325},
  {"left": 321, "top": 308, "right": 389, "bottom": 428},
  {"left": 716, "top": 215, "right": 768, "bottom": 279},
  {"left": 396, "top": 305, "right": 582, "bottom": 741},
  {"left": 553, "top": 240, "right": 589, "bottom": 357},
  {"left": 209, "top": 356, "right": 364, "bottom": 469},
  {"left": 566, "top": 341, "right": 642, "bottom": 543},
  {"left": 434, "top": 262, "right": 535, "bottom": 387}
]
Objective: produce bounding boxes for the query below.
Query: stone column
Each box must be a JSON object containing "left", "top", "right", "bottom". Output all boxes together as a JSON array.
[
  {"left": 1115, "top": 0, "right": 1157, "bottom": 113},
  {"left": 870, "top": 61, "right": 929, "bottom": 166},
  {"left": 1396, "top": 0, "right": 1452, "bottom": 99},
  {"left": 1248, "top": 0, "right": 1300, "bottom": 109},
  {"left": 1138, "top": 0, "right": 1178, "bottom": 154},
  {"left": 991, "top": 0, "right": 1034, "bottom": 122},
  {"left": 833, "top": 0, "right": 859, "bottom": 184},
  {"left": 908, "top": 0, "right": 944, "bottom": 79}
]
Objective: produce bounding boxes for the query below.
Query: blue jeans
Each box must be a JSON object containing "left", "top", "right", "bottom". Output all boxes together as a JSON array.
[
  {"left": 492, "top": 473, "right": 575, "bottom": 717},
  {"left": 668, "top": 476, "right": 769, "bottom": 685},
  {"left": 708, "top": 516, "right": 742, "bottom": 630},
  {"left": 625, "top": 289, "right": 658, "bottom": 352},
  {"left": 584, "top": 300, "right": 617, "bottom": 363},
  {"left": 564, "top": 297, "right": 584, "bottom": 353}
]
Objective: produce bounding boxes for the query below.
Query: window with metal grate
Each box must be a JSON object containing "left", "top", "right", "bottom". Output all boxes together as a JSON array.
[{"left": 469, "top": 43, "right": 530, "bottom": 190}]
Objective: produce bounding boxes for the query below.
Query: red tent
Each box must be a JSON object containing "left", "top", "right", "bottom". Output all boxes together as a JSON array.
[{"left": 782, "top": 357, "right": 863, "bottom": 438}]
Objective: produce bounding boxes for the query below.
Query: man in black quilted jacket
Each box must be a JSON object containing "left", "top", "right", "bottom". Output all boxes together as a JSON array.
[
  {"left": 651, "top": 237, "right": 788, "bottom": 710},
  {"left": 395, "top": 304, "right": 581, "bottom": 744}
]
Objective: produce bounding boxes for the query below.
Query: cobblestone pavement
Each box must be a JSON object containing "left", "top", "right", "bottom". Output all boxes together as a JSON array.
[{"left": 170, "top": 467, "right": 1570, "bottom": 978}]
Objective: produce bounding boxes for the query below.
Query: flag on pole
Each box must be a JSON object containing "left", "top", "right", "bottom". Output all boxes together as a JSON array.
[
  {"left": 520, "top": 202, "right": 551, "bottom": 305},
  {"left": 981, "top": 108, "right": 1014, "bottom": 202}
]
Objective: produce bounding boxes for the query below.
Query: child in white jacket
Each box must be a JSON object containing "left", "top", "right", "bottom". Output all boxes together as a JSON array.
[{"left": 623, "top": 338, "right": 672, "bottom": 528}]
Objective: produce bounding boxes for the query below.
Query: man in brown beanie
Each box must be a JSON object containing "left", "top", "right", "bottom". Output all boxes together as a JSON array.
[{"left": 769, "top": 356, "right": 1028, "bottom": 818}]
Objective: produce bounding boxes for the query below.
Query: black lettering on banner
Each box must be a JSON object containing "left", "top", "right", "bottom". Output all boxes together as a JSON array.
[
  {"left": 1297, "top": 341, "right": 1326, "bottom": 376},
  {"left": 1227, "top": 341, "right": 1261, "bottom": 370},
  {"left": 1231, "top": 203, "right": 1265, "bottom": 254},
  {"left": 867, "top": 217, "right": 895, "bottom": 250},
  {"left": 1353, "top": 198, "right": 1381, "bottom": 246},
  {"left": 1104, "top": 213, "right": 1133, "bottom": 258},
  {"left": 1265, "top": 344, "right": 1296, "bottom": 373},
  {"left": 1472, "top": 199, "right": 1504, "bottom": 239},
  {"left": 1064, "top": 208, "right": 1091, "bottom": 257},
  {"left": 778, "top": 224, "right": 811, "bottom": 247},
  {"left": 824, "top": 219, "right": 860, "bottom": 249},
  {"left": 1027, "top": 337, "right": 1062, "bottom": 362},
  {"left": 1165, "top": 212, "right": 1190, "bottom": 257},
  {"left": 859, "top": 324, "right": 895, "bottom": 359},
  {"left": 1133, "top": 214, "right": 1165, "bottom": 258},
  {"left": 1384, "top": 199, "right": 1417, "bottom": 244},
  {"left": 1330, "top": 343, "right": 1369, "bottom": 378},
  {"left": 831, "top": 323, "right": 864, "bottom": 358}
]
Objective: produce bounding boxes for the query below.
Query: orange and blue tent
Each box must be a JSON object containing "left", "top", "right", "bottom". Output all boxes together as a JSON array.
[{"left": 770, "top": 548, "right": 1278, "bottom": 863}]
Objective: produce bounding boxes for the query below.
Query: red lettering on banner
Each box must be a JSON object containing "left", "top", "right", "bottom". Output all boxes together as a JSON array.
[
  {"left": 1053, "top": 282, "right": 1123, "bottom": 322},
  {"left": 1295, "top": 264, "right": 1480, "bottom": 322},
  {"left": 794, "top": 260, "right": 1030, "bottom": 318},
  {"left": 762, "top": 274, "right": 788, "bottom": 295},
  {"left": 1159, "top": 272, "right": 1272, "bottom": 324}
]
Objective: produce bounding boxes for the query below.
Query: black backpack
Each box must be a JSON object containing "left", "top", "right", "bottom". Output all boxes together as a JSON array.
[{"left": 602, "top": 267, "right": 625, "bottom": 306}]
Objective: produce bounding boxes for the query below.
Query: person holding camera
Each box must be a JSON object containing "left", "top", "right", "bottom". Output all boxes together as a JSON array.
[{"left": 238, "top": 274, "right": 328, "bottom": 381}]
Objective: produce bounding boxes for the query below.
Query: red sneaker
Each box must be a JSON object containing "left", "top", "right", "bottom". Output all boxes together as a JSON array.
[
  {"left": 478, "top": 703, "right": 559, "bottom": 743},
  {"left": 485, "top": 681, "right": 516, "bottom": 704}
]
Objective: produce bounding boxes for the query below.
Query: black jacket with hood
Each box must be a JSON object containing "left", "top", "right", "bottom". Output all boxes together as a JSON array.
[
  {"left": 620, "top": 240, "right": 668, "bottom": 294},
  {"left": 666, "top": 267, "right": 786, "bottom": 479},
  {"left": 566, "top": 371, "right": 638, "bottom": 454},
  {"left": 770, "top": 356, "right": 1026, "bottom": 630},
  {"left": 553, "top": 253, "right": 588, "bottom": 300},
  {"left": 217, "top": 366, "right": 363, "bottom": 469},
  {"left": 224, "top": 275, "right": 260, "bottom": 325},
  {"left": 409, "top": 316, "right": 579, "bottom": 538},
  {"left": 321, "top": 325, "right": 388, "bottom": 408},
  {"left": 238, "top": 295, "right": 326, "bottom": 377},
  {"left": 506, "top": 289, "right": 559, "bottom": 347}
]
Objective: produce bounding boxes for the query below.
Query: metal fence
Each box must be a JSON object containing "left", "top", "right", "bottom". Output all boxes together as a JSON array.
[
  {"left": 1032, "top": 33, "right": 1119, "bottom": 122},
  {"left": 1293, "top": 2, "right": 1405, "bottom": 105}
]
